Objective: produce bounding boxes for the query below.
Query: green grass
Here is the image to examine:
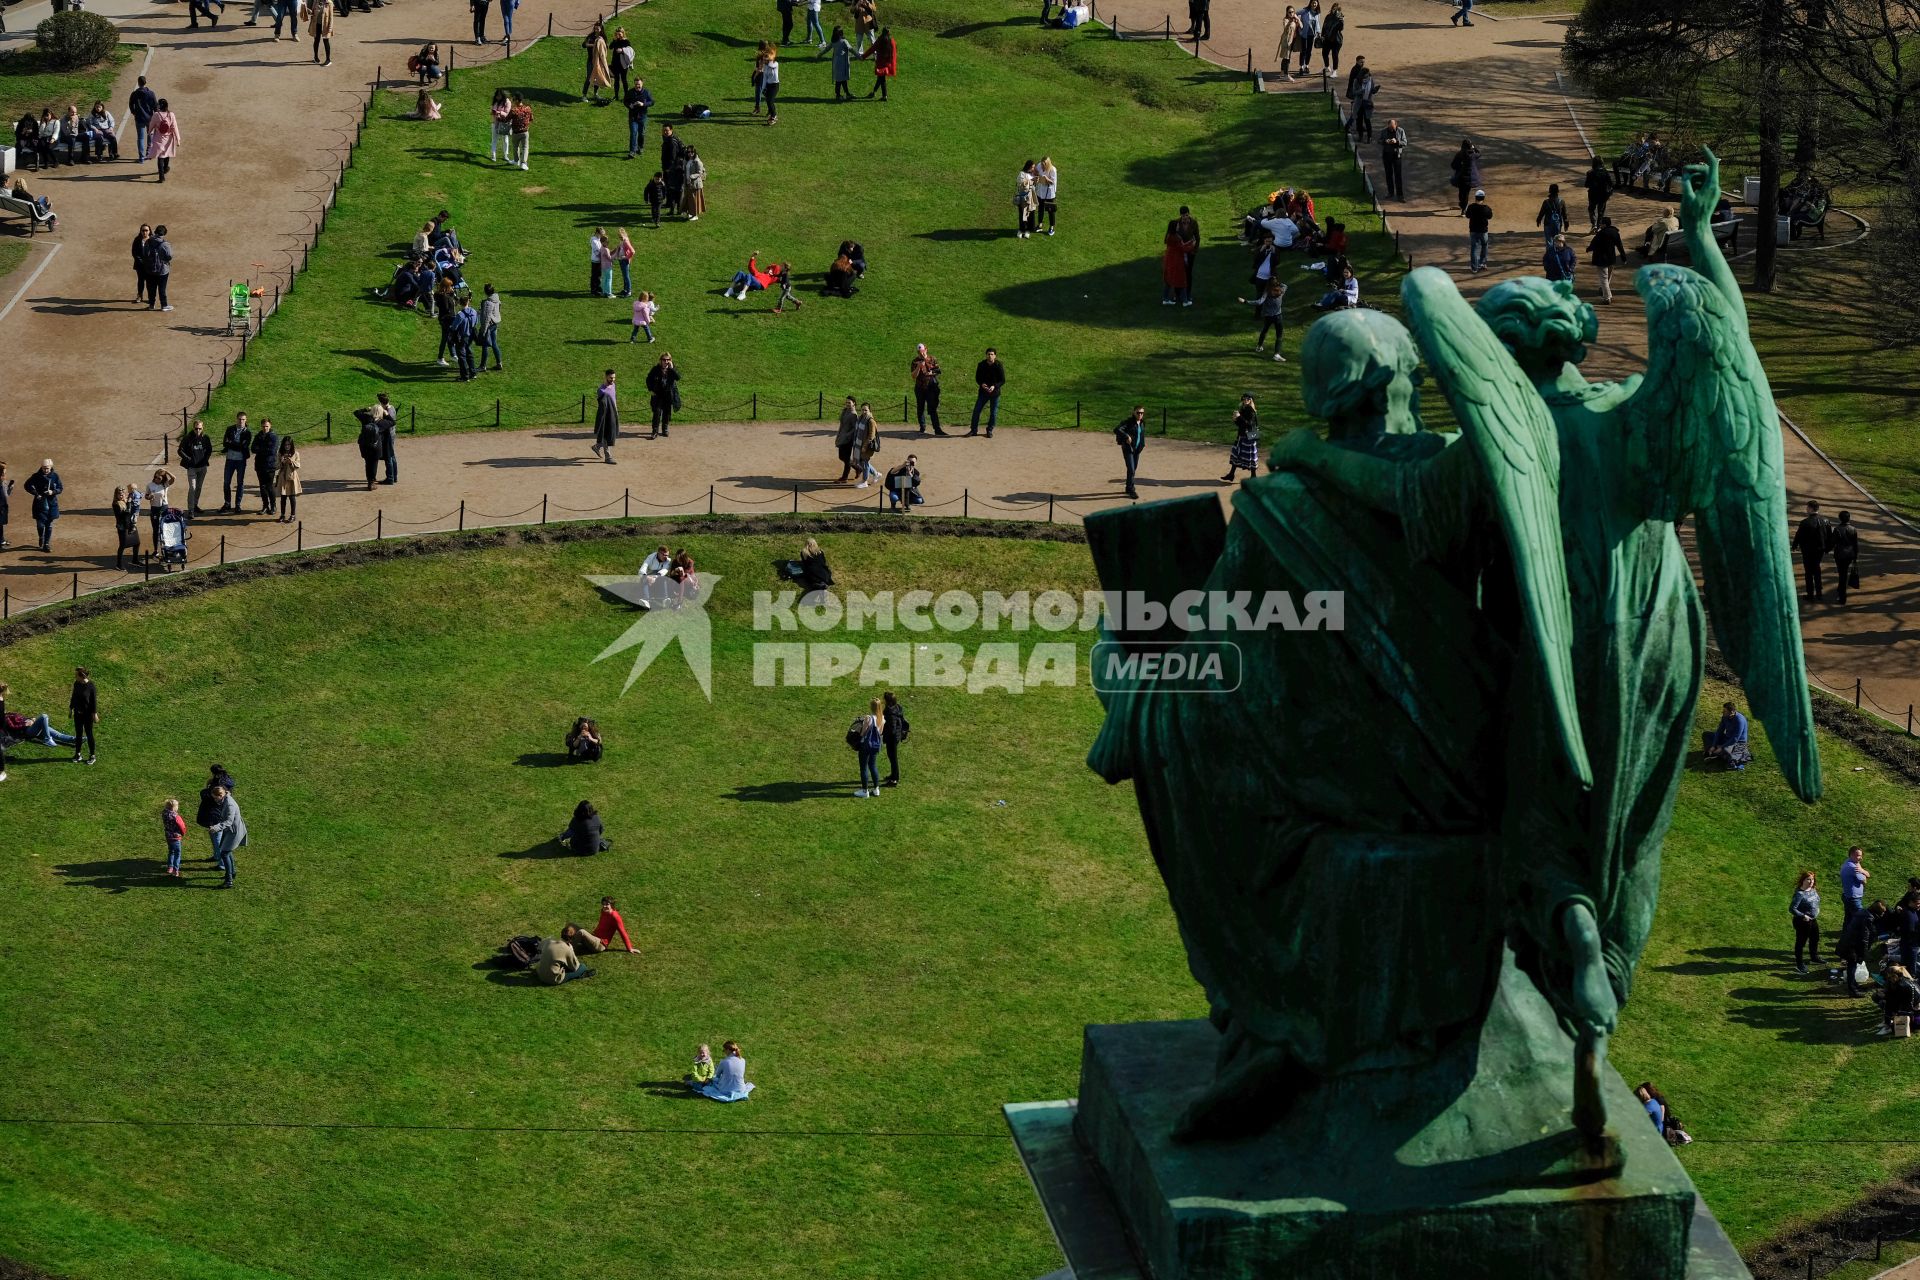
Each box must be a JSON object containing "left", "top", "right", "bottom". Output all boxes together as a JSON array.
[
  {"left": 4, "top": 532, "right": 1920, "bottom": 1276},
  {"left": 0, "top": 239, "right": 28, "bottom": 287},
  {"left": 0, "top": 44, "right": 136, "bottom": 133},
  {"left": 208, "top": 0, "right": 1401, "bottom": 443}
]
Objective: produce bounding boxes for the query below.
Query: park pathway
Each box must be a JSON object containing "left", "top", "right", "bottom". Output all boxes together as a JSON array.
[{"left": 2, "top": 0, "right": 1915, "bottom": 727}]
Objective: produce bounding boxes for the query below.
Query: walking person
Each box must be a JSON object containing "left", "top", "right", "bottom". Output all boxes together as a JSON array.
[
  {"left": 310, "top": 0, "right": 332, "bottom": 64},
  {"left": 161, "top": 798, "right": 188, "bottom": 877},
  {"left": 778, "top": 0, "right": 795, "bottom": 44},
  {"left": 646, "top": 353, "right": 678, "bottom": 438},
  {"left": 804, "top": 0, "right": 825, "bottom": 46},
  {"left": 501, "top": 0, "right": 517, "bottom": 47},
  {"left": 178, "top": 420, "right": 212, "bottom": 515},
  {"left": 1584, "top": 157, "right": 1614, "bottom": 230},
  {"left": 1348, "top": 69, "right": 1376, "bottom": 142},
  {"left": 1465, "top": 189, "right": 1493, "bottom": 272},
  {"left": 489, "top": 88, "right": 513, "bottom": 161},
  {"left": 1319, "top": 1, "right": 1344, "bottom": 72},
  {"left": 1293, "top": 1, "right": 1318, "bottom": 78},
  {"left": 207, "top": 784, "right": 247, "bottom": 889},
  {"left": 374, "top": 393, "right": 399, "bottom": 484},
  {"left": 479, "top": 283, "right": 504, "bottom": 370},
  {"left": 851, "top": 0, "right": 877, "bottom": 53},
  {"left": 145, "top": 224, "right": 174, "bottom": 312},
  {"left": 827, "top": 26, "right": 854, "bottom": 100},
  {"left": 144, "top": 467, "right": 174, "bottom": 554},
  {"left": 251, "top": 420, "right": 281, "bottom": 515},
  {"left": 834, "top": 396, "right": 859, "bottom": 481},
  {"left": 1794, "top": 499, "right": 1833, "bottom": 601},
  {"left": 970, "top": 348, "right": 1006, "bottom": 437},
  {"left": 1543, "top": 233, "right": 1576, "bottom": 282},
  {"left": 1588, "top": 216, "right": 1625, "bottom": 303},
  {"left": 851, "top": 697, "right": 885, "bottom": 797},
  {"left": 25, "top": 459, "right": 63, "bottom": 552},
  {"left": 863, "top": 28, "right": 897, "bottom": 100},
  {"left": 1222, "top": 394, "right": 1261, "bottom": 483},
  {"left": 911, "top": 344, "right": 946, "bottom": 436},
  {"left": 761, "top": 52, "right": 781, "bottom": 126},
  {"left": 852, "top": 403, "right": 881, "bottom": 486},
  {"left": 1535, "top": 183, "right": 1570, "bottom": 246},
  {"left": 67, "top": 667, "right": 99, "bottom": 765},
  {"left": 592, "top": 369, "right": 620, "bottom": 464},
  {"left": 1115, "top": 406, "right": 1145, "bottom": 499},
  {"left": 1833, "top": 511, "right": 1860, "bottom": 603},
  {"left": 112, "top": 485, "right": 141, "bottom": 570},
  {"left": 1790, "top": 870, "right": 1822, "bottom": 975},
  {"left": 471, "top": 0, "right": 489, "bottom": 44},
  {"left": 629, "top": 290, "right": 658, "bottom": 343},
  {"left": 1380, "top": 119, "right": 1407, "bottom": 200},
  {"left": 1450, "top": 0, "right": 1473, "bottom": 25},
  {"left": 1239, "top": 281, "right": 1287, "bottom": 360},
  {"left": 148, "top": 101, "right": 180, "bottom": 183},
  {"left": 128, "top": 75, "right": 157, "bottom": 161},
  {"left": 880, "top": 689, "right": 907, "bottom": 786},
  {"left": 508, "top": 93, "right": 532, "bottom": 170},
  {"left": 582, "top": 20, "right": 612, "bottom": 104},
  {"left": 131, "top": 224, "right": 154, "bottom": 305},
  {"left": 682, "top": 151, "right": 705, "bottom": 221},
  {"left": 1449, "top": 139, "right": 1481, "bottom": 214},
  {"left": 273, "top": 437, "right": 302, "bottom": 522},
  {"left": 0, "top": 462, "right": 11, "bottom": 550},
  {"left": 623, "top": 77, "right": 653, "bottom": 157}
]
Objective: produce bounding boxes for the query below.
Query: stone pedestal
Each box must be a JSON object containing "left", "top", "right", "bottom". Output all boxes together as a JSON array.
[{"left": 1006, "top": 960, "right": 1754, "bottom": 1280}]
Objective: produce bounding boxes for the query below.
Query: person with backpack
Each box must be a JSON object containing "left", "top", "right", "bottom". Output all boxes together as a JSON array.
[
  {"left": 1833, "top": 510, "right": 1860, "bottom": 604},
  {"left": 68, "top": 667, "right": 99, "bottom": 766},
  {"left": 850, "top": 698, "right": 885, "bottom": 797},
  {"left": 1115, "top": 405, "right": 1145, "bottom": 499},
  {"left": 880, "top": 690, "right": 908, "bottom": 786},
  {"left": 145, "top": 224, "right": 174, "bottom": 312},
  {"left": 1535, "top": 182, "right": 1570, "bottom": 246},
  {"left": 1543, "top": 233, "right": 1576, "bottom": 282},
  {"left": 196, "top": 763, "right": 238, "bottom": 861}
]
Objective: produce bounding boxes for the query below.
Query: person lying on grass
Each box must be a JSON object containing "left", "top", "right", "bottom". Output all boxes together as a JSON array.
[{"left": 721, "top": 253, "right": 775, "bottom": 300}]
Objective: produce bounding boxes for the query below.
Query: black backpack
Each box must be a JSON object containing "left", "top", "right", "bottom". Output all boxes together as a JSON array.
[{"left": 503, "top": 936, "right": 541, "bottom": 968}]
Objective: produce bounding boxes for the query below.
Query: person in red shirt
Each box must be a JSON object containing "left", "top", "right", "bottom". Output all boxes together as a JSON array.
[{"left": 594, "top": 896, "right": 636, "bottom": 951}]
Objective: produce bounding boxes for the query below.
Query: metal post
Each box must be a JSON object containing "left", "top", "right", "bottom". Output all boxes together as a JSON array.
[
  {"left": 182, "top": 407, "right": 188, "bottom": 434},
  {"left": 446, "top": 45, "right": 454, "bottom": 89},
  {"left": 964, "top": 488, "right": 969, "bottom": 519},
  {"left": 204, "top": 383, "right": 211, "bottom": 411},
  {"left": 241, "top": 331, "right": 248, "bottom": 362},
  {"left": 223, "top": 355, "right": 228, "bottom": 382},
  {"left": 903, "top": 394, "right": 910, "bottom": 424},
  {"left": 3, "top": 589, "right": 8, "bottom": 620},
  {"left": 377, "top": 511, "right": 383, "bottom": 540},
  {"left": 818, "top": 391, "right": 824, "bottom": 419},
  {"left": 1164, "top": 13, "right": 1170, "bottom": 37},
  {"left": 144, "top": 558, "right": 151, "bottom": 583},
  {"left": 792, "top": 484, "right": 799, "bottom": 514},
  {"left": 459, "top": 500, "right": 466, "bottom": 531},
  {"left": 1856, "top": 678, "right": 1863, "bottom": 709},
  {"left": 1909, "top": 705, "right": 1914, "bottom": 736},
  {"left": 542, "top": 494, "right": 548, "bottom": 524},
  {"left": 1162, "top": 406, "right": 1168, "bottom": 435},
  {"left": 273, "top": 283, "right": 281, "bottom": 313},
  {"left": 1076, "top": 401, "right": 1082, "bottom": 428},
  {"left": 1048, "top": 494, "right": 1055, "bottom": 523},
  {"left": 71, "top": 574, "right": 77, "bottom": 600},
  {"left": 495, "top": 398, "right": 502, "bottom": 428},
  {"left": 709, "top": 485, "right": 715, "bottom": 514},
  {"left": 580, "top": 394, "right": 587, "bottom": 423},
  {"left": 326, "top": 410, "right": 332, "bottom": 441},
  {"left": 548, "top": 11, "right": 553, "bottom": 36},
  {"left": 220, "top": 535, "right": 227, "bottom": 565},
  {"left": 624, "top": 488, "right": 630, "bottom": 519},
  {"left": 1247, "top": 47, "right": 1252, "bottom": 75},
  {"left": 411, "top": 405, "right": 418, "bottom": 433},
  {"left": 297, "top": 521, "right": 303, "bottom": 552},
  {"left": 372, "top": 67, "right": 380, "bottom": 103}
]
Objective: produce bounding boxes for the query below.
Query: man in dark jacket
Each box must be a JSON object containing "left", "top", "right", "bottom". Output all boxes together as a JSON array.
[
  {"left": 196, "top": 762, "right": 238, "bottom": 860},
  {"left": 449, "top": 302, "right": 478, "bottom": 382},
  {"left": 1833, "top": 510, "right": 1860, "bottom": 604},
  {"left": 660, "top": 126, "right": 685, "bottom": 209},
  {"left": 68, "top": 667, "right": 99, "bottom": 765},
  {"left": 1793, "top": 499, "right": 1834, "bottom": 601},
  {"left": 128, "top": 75, "right": 157, "bottom": 161},
  {"left": 969, "top": 348, "right": 1006, "bottom": 438},
  {"left": 1837, "top": 899, "right": 1885, "bottom": 997},
  {"left": 1115, "top": 406, "right": 1146, "bottom": 499},
  {"left": 374, "top": 393, "right": 399, "bottom": 484},
  {"left": 177, "top": 419, "right": 213, "bottom": 515},
  {"left": 24, "top": 459, "right": 62, "bottom": 552},
  {"left": 251, "top": 420, "right": 281, "bottom": 515},
  {"left": 0, "top": 461, "right": 12, "bottom": 550},
  {"left": 220, "top": 414, "right": 253, "bottom": 513},
  {"left": 1583, "top": 158, "right": 1614, "bottom": 231}
]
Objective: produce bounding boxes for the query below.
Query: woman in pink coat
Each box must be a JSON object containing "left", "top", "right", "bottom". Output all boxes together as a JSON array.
[{"left": 148, "top": 100, "right": 181, "bottom": 183}]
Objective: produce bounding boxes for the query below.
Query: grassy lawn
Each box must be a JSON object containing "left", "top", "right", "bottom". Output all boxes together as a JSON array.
[
  {"left": 2, "top": 531, "right": 1918, "bottom": 1275},
  {"left": 0, "top": 44, "right": 136, "bottom": 132},
  {"left": 208, "top": 0, "right": 1401, "bottom": 443},
  {"left": 0, "top": 239, "right": 28, "bottom": 286}
]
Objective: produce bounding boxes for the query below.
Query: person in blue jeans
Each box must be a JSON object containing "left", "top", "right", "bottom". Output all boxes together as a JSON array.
[
  {"left": 853, "top": 698, "right": 884, "bottom": 797},
  {"left": 1839, "top": 845, "right": 1871, "bottom": 929},
  {"left": 1450, "top": 0, "right": 1473, "bottom": 25},
  {"left": 885, "top": 457, "right": 924, "bottom": 509},
  {"left": 1465, "top": 189, "right": 1493, "bottom": 272},
  {"left": 969, "top": 348, "right": 1006, "bottom": 437},
  {"left": 128, "top": 77, "right": 157, "bottom": 161},
  {"left": 1115, "top": 405, "right": 1145, "bottom": 499},
  {"left": 220, "top": 414, "right": 253, "bottom": 513},
  {"left": 479, "top": 284, "right": 504, "bottom": 370},
  {"left": 624, "top": 80, "right": 653, "bottom": 158}
]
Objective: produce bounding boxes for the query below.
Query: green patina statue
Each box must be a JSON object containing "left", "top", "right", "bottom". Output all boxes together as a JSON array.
[{"left": 1087, "top": 150, "right": 1820, "bottom": 1153}]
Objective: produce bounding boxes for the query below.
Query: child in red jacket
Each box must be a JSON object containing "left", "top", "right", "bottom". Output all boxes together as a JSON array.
[{"left": 594, "top": 896, "right": 636, "bottom": 952}]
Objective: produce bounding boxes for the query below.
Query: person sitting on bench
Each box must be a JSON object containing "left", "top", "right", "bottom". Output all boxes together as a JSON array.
[{"left": 84, "top": 101, "right": 119, "bottom": 159}]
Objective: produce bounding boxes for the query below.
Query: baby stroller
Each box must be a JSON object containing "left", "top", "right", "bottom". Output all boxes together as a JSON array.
[
  {"left": 157, "top": 507, "right": 189, "bottom": 571},
  {"left": 227, "top": 281, "right": 254, "bottom": 335}
]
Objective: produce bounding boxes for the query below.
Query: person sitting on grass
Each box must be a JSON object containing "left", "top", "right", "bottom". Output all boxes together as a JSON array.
[
  {"left": 1702, "top": 700, "right": 1749, "bottom": 770},
  {"left": 1632, "top": 1081, "right": 1692, "bottom": 1144},
  {"left": 698, "top": 1041, "right": 755, "bottom": 1101},
  {"left": 1311, "top": 262, "right": 1360, "bottom": 311},
  {"left": 1881, "top": 964, "right": 1919, "bottom": 1037},
  {"left": 0, "top": 683, "right": 80, "bottom": 751},
  {"left": 823, "top": 250, "right": 859, "bottom": 298},
  {"left": 593, "top": 896, "right": 637, "bottom": 952},
  {"left": 533, "top": 932, "right": 595, "bottom": 985},
  {"left": 783, "top": 536, "right": 833, "bottom": 592},
  {"left": 637, "top": 543, "right": 673, "bottom": 607},
  {"left": 665, "top": 550, "right": 699, "bottom": 607},
  {"left": 566, "top": 717, "right": 603, "bottom": 762},
  {"left": 684, "top": 1043, "right": 716, "bottom": 1091},
  {"left": 721, "top": 252, "right": 775, "bottom": 300},
  {"left": 562, "top": 800, "right": 611, "bottom": 856},
  {"left": 839, "top": 239, "right": 867, "bottom": 278}
]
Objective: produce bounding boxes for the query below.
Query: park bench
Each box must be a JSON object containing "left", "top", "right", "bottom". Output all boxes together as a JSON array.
[{"left": 0, "top": 191, "right": 57, "bottom": 234}]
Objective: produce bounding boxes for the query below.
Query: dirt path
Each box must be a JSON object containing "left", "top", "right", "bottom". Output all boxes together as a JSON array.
[{"left": 3, "top": 0, "right": 1915, "bottom": 726}]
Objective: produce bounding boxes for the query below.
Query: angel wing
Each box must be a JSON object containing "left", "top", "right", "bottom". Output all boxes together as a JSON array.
[
  {"left": 1402, "top": 266, "right": 1592, "bottom": 790},
  {"left": 1624, "top": 263, "right": 1821, "bottom": 802}
]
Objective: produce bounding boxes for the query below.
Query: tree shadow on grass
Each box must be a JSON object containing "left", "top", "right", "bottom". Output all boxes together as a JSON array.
[
  {"left": 1724, "top": 985, "right": 1880, "bottom": 1045},
  {"left": 916, "top": 228, "right": 1019, "bottom": 243},
  {"left": 723, "top": 780, "right": 854, "bottom": 802},
  {"left": 335, "top": 347, "right": 447, "bottom": 382},
  {"left": 692, "top": 29, "right": 760, "bottom": 47},
  {"left": 54, "top": 857, "right": 187, "bottom": 893},
  {"left": 938, "top": 17, "right": 1039, "bottom": 37}
]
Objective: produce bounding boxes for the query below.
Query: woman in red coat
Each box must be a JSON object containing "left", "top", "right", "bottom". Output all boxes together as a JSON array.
[
  {"left": 864, "top": 28, "right": 897, "bottom": 100},
  {"left": 1162, "top": 225, "right": 1192, "bottom": 306}
]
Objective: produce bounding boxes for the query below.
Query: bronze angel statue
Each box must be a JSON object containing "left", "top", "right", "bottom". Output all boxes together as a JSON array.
[{"left": 1086, "top": 150, "right": 1818, "bottom": 1149}]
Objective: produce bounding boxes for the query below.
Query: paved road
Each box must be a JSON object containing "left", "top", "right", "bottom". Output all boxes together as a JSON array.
[{"left": 3, "top": 0, "right": 1914, "bottom": 726}]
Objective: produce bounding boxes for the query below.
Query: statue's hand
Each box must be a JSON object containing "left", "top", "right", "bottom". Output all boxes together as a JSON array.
[
  {"left": 1561, "top": 901, "right": 1620, "bottom": 1039},
  {"left": 1679, "top": 147, "right": 1722, "bottom": 233},
  {"left": 1269, "top": 428, "right": 1324, "bottom": 473}
]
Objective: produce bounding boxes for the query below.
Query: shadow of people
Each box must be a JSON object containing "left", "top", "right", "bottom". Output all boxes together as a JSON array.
[
  {"left": 514, "top": 751, "right": 577, "bottom": 767},
  {"left": 637, "top": 1079, "right": 707, "bottom": 1099},
  {"left": 497, "top": 839, "right": 571, "bottom": 859},
  {"left": 53, "top": 857, "right": 180, "bottom": 893},
  {"left": 484, "top": 969, "right": 543, "bottom": 987},
  {"left": 724, "top": 780, "right": 855, "bottom": 803}
]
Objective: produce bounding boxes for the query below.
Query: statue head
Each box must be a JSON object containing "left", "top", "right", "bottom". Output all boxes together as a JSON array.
[
  {"left": 1300, "top": 309, "right": 1424, "bottom": 440},
  {"left": 1477, "top": 278, "right": 1598, "bottom": 377}
]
